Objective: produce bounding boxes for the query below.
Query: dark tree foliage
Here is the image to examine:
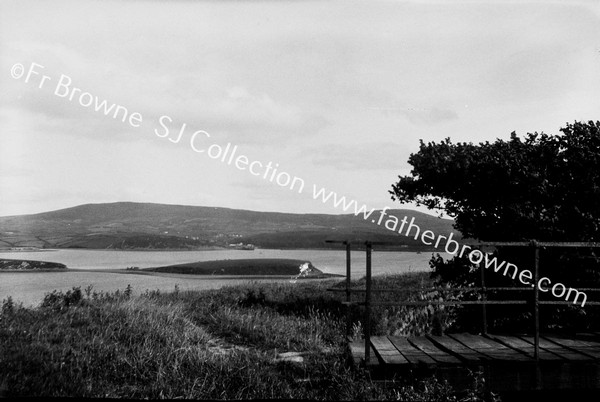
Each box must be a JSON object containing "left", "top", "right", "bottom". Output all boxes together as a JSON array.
[{"left": 390, "top": 121, "right": 600, "bottom": 332}]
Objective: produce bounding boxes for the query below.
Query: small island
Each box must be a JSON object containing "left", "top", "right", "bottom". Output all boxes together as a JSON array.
[
  {"left": 0, "top": 258, "right": 67, "bottom": 271},
  {"left": 144, "top": 258, "right": 340, "bottom": 278}
]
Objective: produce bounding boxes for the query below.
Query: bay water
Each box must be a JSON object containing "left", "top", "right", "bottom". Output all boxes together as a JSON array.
[{"left": 0, "top": 248, "right": 448, "bottom": 306}]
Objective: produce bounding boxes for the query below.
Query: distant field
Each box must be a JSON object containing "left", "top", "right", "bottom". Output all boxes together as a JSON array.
[{"left": 145, "top": 258, "right": 340, "bottom": 277}]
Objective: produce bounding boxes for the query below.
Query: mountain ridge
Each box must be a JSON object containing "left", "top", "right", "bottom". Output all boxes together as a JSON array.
[{"left": 0, "top": 202, "right": 459, "bottom": 250}]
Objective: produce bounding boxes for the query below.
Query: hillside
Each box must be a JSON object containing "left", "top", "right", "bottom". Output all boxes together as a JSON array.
[{"left": 0, "top": 202, "right": 459, "bottom": 250}]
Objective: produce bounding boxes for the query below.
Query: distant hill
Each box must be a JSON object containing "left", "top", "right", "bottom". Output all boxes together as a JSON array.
[{"left": 0, "top": 202, "right": 459, "bottom": 250}]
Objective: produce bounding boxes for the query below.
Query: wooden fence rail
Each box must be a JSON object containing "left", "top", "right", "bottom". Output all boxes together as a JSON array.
[{"left": 326, "top": 239, "right": 600, "bottom": 363}]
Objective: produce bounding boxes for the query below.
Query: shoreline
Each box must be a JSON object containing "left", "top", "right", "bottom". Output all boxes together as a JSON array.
[
  {"left": 0, "top": 270, "right": 342, "bottom": 280},
  {"left": 0, "top": 246, "right": 439, "bottom": 253},
  {"left": 0, "top": 268, "right": 343, "bottom": 279}
]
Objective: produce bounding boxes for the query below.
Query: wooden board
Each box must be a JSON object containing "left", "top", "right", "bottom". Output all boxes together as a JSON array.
[
  {"left": 449, "top": 333, "right": 531, "bottom": 362},
  {"left": 388, "top": 336, "right": 437, "bottom": 366},
  {"left": 349, "top": 341, "right": 379, "bottom": 366},
  {"left": 408, "top": 336, "right": 461, "bottom": 364},
  {"left": 350, "top": 334, "right": 600, "bottom": 391},
  {"left": 426, "top": 334, "right": 490, "bottom": 363},
  {"left": 370, "top": 336, "right": 409, "bottom": 365},
  {"left": 487, "top": 334, "right": 563, "bottom": 361},
  {"left": 348, "top": 341, "right": 364, "bottom": 366},
  {"left": 575, "top": 333, "right": 600, "bottom": 341},
  {"left": 543, "top": 336, "right": 600, "bottom": 360},
  {"left": 519, "top": 336, "right": 594, "bottom": 361}
]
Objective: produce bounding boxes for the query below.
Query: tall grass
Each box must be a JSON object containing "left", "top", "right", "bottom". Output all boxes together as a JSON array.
[{"left": 0, "top": 273, "right": 492, "bottom": 400}]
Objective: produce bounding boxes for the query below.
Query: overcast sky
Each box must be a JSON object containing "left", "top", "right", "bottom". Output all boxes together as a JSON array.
[{"left": 1, "top": 0, "right": 599, "bottom": 217}]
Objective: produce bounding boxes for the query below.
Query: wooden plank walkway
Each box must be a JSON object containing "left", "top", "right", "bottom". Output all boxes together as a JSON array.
[{"left": 350, "top": 333, "right": 600, "bottom": 391}]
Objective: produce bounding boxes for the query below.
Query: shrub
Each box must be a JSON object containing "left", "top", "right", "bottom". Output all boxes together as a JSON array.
[
  {"left": 2, "top": 296, "right": 15, "bottom": 315},
  {"left": 41, "top": 287, "right": 84, "bottom": 310}
]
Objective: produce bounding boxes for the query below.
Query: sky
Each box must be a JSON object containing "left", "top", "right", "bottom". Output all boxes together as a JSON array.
[{"left": 1, "top": 0, "right": 599, "bottom": 217}]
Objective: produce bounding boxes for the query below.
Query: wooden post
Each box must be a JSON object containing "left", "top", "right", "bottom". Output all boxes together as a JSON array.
[
  {"left": 364, "top": 241, "right": 372, "bottom": 364},
  {"left": 532, "top": 240, "right": 540, "bottom": 361},
  {"left": 345, "top": 241, "right": 352, "bottom": 338},
  {"left": 480, "top": 259, "right": 488, "bottom": 334}
]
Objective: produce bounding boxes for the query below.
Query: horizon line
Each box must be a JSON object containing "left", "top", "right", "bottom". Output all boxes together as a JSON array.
[{"left": 0, "top": 200, "right": 451, "bottom": 220}]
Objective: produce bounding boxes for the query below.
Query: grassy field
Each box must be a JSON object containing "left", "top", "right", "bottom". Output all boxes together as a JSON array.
[{"left": 0, "top": 272, "right": 492, "bottom": 400}]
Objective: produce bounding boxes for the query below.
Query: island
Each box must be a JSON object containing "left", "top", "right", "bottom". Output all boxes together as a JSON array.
[
  {"left": 144, "top": 258, "right": 340, "bottom": 278},
  {"left": 0, "top": 258, "right": 67, "bottom": 271}
]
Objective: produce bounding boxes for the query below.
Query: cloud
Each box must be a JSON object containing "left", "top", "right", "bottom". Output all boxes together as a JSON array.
[
  {"left": 1, "top": 40, "right": 329, "bottom": 146},
  {"left": 230, "top": 179, "right": 298, "bottom": 201},
  {"left": 370, "top": 106, "right": 459, "bottom": 126},
  {"left": 177, "top": 86, "right": 330, "bottom": 144},
  {"left": 399, "top": 107, "right": 458, "bottom": 125},
  {"left": 306, "top": 142, "right": 409, "bottom": 171}
]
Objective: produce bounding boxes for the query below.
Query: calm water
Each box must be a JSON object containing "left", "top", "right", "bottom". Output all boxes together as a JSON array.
[{"left": 0, "top": 249, "right": 447, "bottom": 307}]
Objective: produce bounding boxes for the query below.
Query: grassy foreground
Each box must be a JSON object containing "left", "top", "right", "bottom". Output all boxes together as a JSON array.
[{"left": 0, "top": 273, "right": 491, "bottom": 400}]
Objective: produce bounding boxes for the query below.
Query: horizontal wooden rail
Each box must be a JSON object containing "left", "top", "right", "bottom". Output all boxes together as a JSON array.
[
  {"left": 466, "top": 241, "right": 600, "bottom": 248},
  {"left": 329, "top": 287, "right": 600, "bottom": 293},
  {"left": 355, "top": 300, "right": 529, "bottom": 306},
  {"left": 327, "top": 240, "right": 600, "bottom": 248},
  {"left": 344, "top": 300, "right": 600, "bottom": 306},
  {"left": 328, "top": 287, "right": 537, "bottom": 293},
  {"left": 539, "top": 301, "right": 600, "bottom": 305}
]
